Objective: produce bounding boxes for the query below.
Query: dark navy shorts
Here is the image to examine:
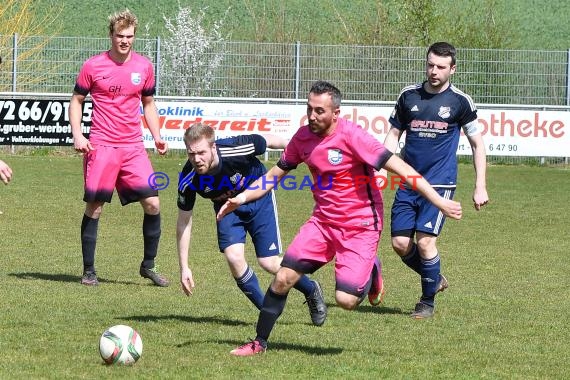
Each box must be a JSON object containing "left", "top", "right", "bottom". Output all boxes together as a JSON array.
[
  {"left": 391, "top": 187, "right": 455, "bottom": 237},
  {"left": 215, "top": 190, "right": 281, "bottom": 257}
]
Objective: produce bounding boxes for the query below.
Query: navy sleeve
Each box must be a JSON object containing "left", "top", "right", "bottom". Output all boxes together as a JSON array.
[
  {"left": 177, "top": 161, "right": 197, "bottom": 211},
  {"left": 457, "top": 97, "right": 478, "bottom": 126},
  {"left": 388, "top": 94, "right": 409, "bottom": 131},
  {"left": 217, "top": 134, "right": 267, "bottom": 156}
]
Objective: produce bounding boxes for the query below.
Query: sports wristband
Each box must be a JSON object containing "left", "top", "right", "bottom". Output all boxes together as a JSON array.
[{"left": 236, "top": 192, "right": 247, "bottom": 205}]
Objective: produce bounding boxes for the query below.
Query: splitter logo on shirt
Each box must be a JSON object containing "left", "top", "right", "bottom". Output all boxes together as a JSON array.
[{"left": 328, "top": 149, "right": 343, "bottom": 165}]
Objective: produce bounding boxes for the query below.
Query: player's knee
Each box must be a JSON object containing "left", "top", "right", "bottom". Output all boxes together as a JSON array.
[
  {"left": 85, "top": 202, "right": 104, "bottom": 218},
  {"left": 272, "top": 268, "right": 299, "bottom": 293},
  {"left": 416, "top": 236, "right": 437, "bottom": 256},
  {"left": 257, "top": 256, "right": 281, "bottom": 274},
  {"left": 141, "top": 197, "right": 160, "bottom": 214},
  {"left": 391, "top": 236, "right": 410, "bottom": 256},
  {"left": 224, "top": 250, "right": 245, "bottom": 266},
  {"left": 335, "top": 291, "right": 359, "bottom": 310}
]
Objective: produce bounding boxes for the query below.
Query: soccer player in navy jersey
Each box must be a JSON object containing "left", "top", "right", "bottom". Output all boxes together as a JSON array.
[
  {"left": 384, "top": 42, "right": 489, "bottom": 319},
  {"left": 176, "top": 122, "right": 327, "bottom": 326}
]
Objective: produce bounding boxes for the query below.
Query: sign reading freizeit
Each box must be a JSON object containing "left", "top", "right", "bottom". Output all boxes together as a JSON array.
[{"left": 0, "top": 98, "right": 568, "bottom": 157}]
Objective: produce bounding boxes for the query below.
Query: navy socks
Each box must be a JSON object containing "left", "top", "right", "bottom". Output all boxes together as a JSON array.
[
  {"left": 235, "top": 266, "right": 265, "bottom": 309},
  {"left": 419, "top": 254, "right": 441, "bottom": 307}
]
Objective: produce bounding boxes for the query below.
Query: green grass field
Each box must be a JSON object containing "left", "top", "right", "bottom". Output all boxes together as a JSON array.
[
  {"left": 0, "top": 154, "right": 568, "bottom": 379},
  {"left": 26, "top": 0, "right": 570, "bottom": 49}
]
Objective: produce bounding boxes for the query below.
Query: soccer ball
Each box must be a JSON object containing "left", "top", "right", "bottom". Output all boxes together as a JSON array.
[{"left": 99, "top": 325, "right": 143, "bottom": 365}]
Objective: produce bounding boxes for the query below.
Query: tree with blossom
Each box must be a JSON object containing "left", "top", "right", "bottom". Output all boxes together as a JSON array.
[{"left": 158, "top": 6, "right": 228, "bottom": 97}]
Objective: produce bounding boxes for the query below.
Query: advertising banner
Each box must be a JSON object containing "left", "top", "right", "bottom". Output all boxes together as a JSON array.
[{"left": 0, "top": 98, "right": 568, "bottom": 157}]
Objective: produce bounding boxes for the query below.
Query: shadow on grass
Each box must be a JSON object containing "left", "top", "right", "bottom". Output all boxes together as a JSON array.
[
  {"left": 353, "top": 304, "right": 408, "bottom": 315},
  {"left": 324, "top": 302, "right": 408, "bottom": 316},
  {"left": 216, "top": 339, "right": 343, "bottom": 355},
  {"left": 124, "top": 314, "right": 250, "bottom": 327},
  {"left": 9, "top": 272, "right": 138, "bottom": 286}
]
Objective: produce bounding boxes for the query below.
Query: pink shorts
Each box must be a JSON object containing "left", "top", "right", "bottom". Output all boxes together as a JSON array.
[
  {"left": 83, "top": 144, "right": 158, "bottom": 205},
  {"left": 282, "top": 216, "right": 381, "bottom": 297}
]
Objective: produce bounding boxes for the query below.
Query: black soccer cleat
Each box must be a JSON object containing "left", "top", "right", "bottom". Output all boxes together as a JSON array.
[
  {"left": 140, "top": 265, "right": 169, "bottom": 287},
  {"left": 304, "top": 280, "right": 327, "bottom": 326},
  {"left": 81, "top": 271, "right": 99, "bottom": 286}
]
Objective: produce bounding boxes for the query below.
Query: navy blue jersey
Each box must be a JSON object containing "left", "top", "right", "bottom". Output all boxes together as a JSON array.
[
  {"left": 177, "top": 134, "right": 268, "bottom": 211},
  {"left": 389, "top": 82, "right": 477, "bottom": 187}
]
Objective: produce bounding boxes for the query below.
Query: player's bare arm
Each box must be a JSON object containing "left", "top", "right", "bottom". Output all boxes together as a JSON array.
[
  {"left": 383, "top": 126, "right": 403, "bottom": 153},
  {"left": 176, "top": 209, "right": 195, "bottom": 295},
  {"left": 383, "top": 155, "right": 462, "bottom": 220},
  {"left": 262, "top": 134, "right": 288, "bottom": 150},
  {"left": 216, "top": 165, "right": 289, "bottom": 221},
  {"left": 0, "top": 160, "right": 13, "bottom": 185},
  {"left": 466, "top": 132, "right": 489, "bottom": 210},
  {"left": 378, "top": 126, "right": 404, "bottom": 180},
  {"left": 142, "top": 96, "right": 168, "bottom": 155},
  {"left": 69, "top": 92, "right": 94, "bottom": 153}
]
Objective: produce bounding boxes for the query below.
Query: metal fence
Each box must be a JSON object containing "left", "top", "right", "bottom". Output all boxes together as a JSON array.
[
  {"left": 0, "top": 34, "right": 569, "bottom": 165},
  {"left": 1, "top": 34, "right": 570, "bottom": 105}
]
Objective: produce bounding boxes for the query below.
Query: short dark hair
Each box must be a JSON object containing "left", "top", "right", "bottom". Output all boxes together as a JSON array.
[
  {"left": 427, "top": 42, "right": 456, "bottom": 66},
  {"left": 309, "top": 81, "right": 342, "bottom": 108},
  {"left": 183, "top": 122, "right": 215, "bottom": 145}
]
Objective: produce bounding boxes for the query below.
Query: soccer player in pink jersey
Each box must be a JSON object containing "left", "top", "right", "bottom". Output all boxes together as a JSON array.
[
  {"left": 217, "top": 81, "right": 463, "bottom": 356},
  {"left": 69, "top": 9, "right": 169, "bottom": 287}
]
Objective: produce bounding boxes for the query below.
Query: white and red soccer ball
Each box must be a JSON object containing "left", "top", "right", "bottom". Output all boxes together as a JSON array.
[{"left": 99, "top": 325, "right": 143, "bottom": 365}]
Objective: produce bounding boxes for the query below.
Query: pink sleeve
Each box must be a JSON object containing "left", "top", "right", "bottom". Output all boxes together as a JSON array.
[
  {"left": 74, "top": 60, "right": 93, "bottom": 95},
  {"left": 348, "top": 123, "right": 392, "bottom": 169},
  {"left": 141, "top": 59, "right": 156, "bottom": 97},
  {"left": 279, "top": 130, "right": 304, "bottom": 169}
]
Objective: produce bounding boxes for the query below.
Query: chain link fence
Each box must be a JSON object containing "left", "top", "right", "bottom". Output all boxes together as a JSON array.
[{"left": 0, "top": 34, "right": 569, "bottom": 165}]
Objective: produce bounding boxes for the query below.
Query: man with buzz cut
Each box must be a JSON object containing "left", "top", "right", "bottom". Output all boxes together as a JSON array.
[{"left": 176, "top": 122, "right": 327, "bottom": 327}]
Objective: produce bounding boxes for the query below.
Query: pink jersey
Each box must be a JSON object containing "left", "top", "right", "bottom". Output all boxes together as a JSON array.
[
  {"left": 279, "top": 118, "right": 393, "bottom": 230},
  {"left": 73, "top": 51, "right": 155, "bottom": 146}
]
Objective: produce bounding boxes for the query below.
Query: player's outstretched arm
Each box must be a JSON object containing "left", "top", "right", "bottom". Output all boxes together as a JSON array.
[
  {"left": 383, "top": 155, "right": 462, "bottom": 220},
  {"left": 177, "top": 209, "right": 195, "bottom": 296},
  {"left": 262, "top": 134, "right": 288, "bottom": 150},
  {"left": 216, "top": 165, "right": 289, "bottom": 221}
]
